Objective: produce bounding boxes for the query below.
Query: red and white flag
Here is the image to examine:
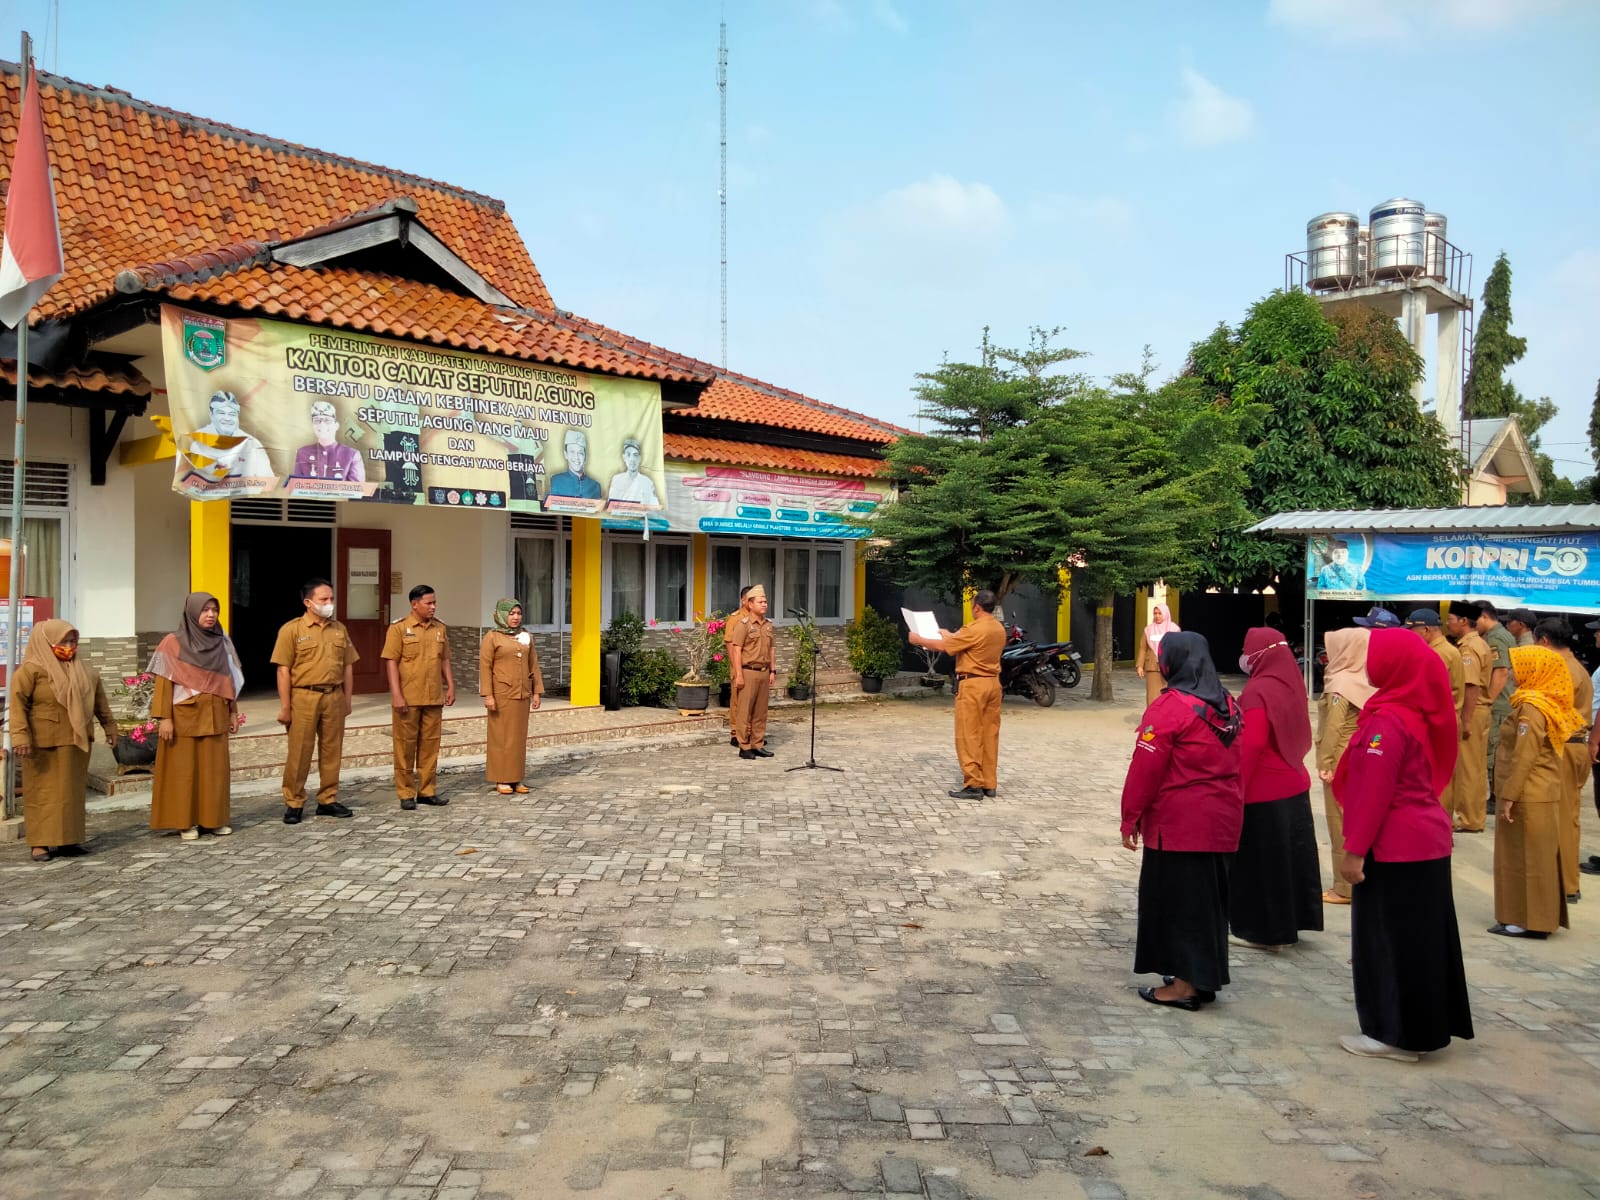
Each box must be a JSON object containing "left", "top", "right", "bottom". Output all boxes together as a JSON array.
[{"left": 0, "top": 65, "right": 62, "bottom": 329}]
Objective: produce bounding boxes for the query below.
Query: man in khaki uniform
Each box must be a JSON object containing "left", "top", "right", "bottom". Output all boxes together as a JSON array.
[
  {"left": 1536, "top": 618, "right": 1591, "bottom": 902},
  {"left": 273, "top": 577, "right": 359, "bottom": 823},
  {"left": 1445, "top": 601, "right": 1492, "bottom": 833},
  {"left": 382, "top": 584, "right": 455, "bottom": 809},
  {"left": 1406, "top": 608, "right": 1464, "bottom": 714},
  {"left": 910, "top": 589, "right": 1007, "bottom": 799},
  {"left": 729, "top": 584, "right": 776, "bottom": 759},
  {"left": 724, "top": 585, "right": 751, "bottom": 747}
]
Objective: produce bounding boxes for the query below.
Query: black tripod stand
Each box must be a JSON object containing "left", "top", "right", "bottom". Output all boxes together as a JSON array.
[{"left": 786, "top": 641, "right": 842, "bottom": 774}]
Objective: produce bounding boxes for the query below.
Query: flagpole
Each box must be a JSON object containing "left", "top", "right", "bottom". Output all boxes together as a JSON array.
[{"left": 3, "top": 34, "right": 34, "bottom": 823}]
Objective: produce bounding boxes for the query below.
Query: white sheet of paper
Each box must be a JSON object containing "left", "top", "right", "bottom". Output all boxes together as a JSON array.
[{"left": 901, "top": 608, "right": 940, "bottom": 639}]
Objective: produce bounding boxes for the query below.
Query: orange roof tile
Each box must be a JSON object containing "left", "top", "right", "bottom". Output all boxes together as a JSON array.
[
  {"left": 161, "top": 265, "right": 711, "bottom": 383},
  {"left": 681, "top": 376, "right": 908, "bottom": 444},
  {"left": 663, "top": 432, "right": 885, "bottom": 478},
  {"left": 0, "top": 65, "right": 554, "bottom": 321},
  {"left": 0, "top": 360, "right": 150, "bottom": 396}
]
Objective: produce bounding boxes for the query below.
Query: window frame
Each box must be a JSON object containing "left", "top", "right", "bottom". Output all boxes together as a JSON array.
[
  {"left": 703, "top": 536, "right": 852, "bottom": 626},
  {"left": 599, "top": 531, "right": 696, "bottom": 628}
]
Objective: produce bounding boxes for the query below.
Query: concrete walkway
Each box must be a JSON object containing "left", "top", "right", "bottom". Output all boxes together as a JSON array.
[{"left": 0, "top": 681, "right": 1595, "bottom": 1200}]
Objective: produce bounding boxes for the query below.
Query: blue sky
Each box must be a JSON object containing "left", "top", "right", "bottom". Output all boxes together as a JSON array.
[{"left": 18, "top": 0, "right": 1600, "bottom": 479}]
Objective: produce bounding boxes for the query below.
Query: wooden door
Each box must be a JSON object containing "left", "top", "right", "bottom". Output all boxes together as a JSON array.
[{"left": 337, "top": 528, "right": 391, "bottom": 694}]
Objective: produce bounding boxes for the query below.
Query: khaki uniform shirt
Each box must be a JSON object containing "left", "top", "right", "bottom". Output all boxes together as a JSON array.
[
  {"left": 479, "top": 629, "right": 544, "bottom": 700},
  {"left": 730, "top": 612, "right": 774, "bottom": 670},
  {"left": 1494, "top": 705, "right": 1563, "bottom": 804},
  {"left": 1315, "top": 693, "right": 1362, "bottom": 777},
  {"left": 1455, "top": 630, "right": 1491, "bottom": 710},
  {"left": 271, "top": 612, "right": 359, "bottom": 687},
  {"left": 943, "top": 611, "right": 1006, "bottom": 677},
  {"left": 1427, "top": 636, "right": 1465, "bottom": 717},
  {"left": 723, "top": 611, "right": 750, "bottom": 658},
  {"left": 381, "top": 616, "right": 450, "bottom": 706},
  {"left": 1560, "top": 650, "right": 1593, "bottom": 739}
]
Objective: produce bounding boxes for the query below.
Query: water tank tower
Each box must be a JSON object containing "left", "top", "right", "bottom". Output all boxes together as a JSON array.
[{"left": 1370, "top": 197, "right": 1426, "bottom": 280}]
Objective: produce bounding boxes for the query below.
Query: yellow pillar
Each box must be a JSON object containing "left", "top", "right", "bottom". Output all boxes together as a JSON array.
[
  {"left": 569, "top": 517, "right": 602, "bottom": 706},
  {"left": 852, "top": 546, "right": 866, "bottom": 622},
  {"left": 692, "top": 533, "right": 709, "bottom": 617},
  {"left": 189, "top": 500, "right": 230, "bottom": 617},
  {"left": 1056, "top": 568, "right": 1071, "bottom": 642},
  {"left": 1164, "top": 587, "right": 1181, "bottom": 626},
  {"left": 1134, "top": 585, "right": 1149, "bottom": 635}
]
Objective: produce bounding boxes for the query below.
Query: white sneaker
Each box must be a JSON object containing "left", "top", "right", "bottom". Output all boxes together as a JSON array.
[
  {"left": 211, "top": 826, "right": 232, "bottom": 836},
  {"left": 179, "top": 827, "right": 199, "bottom": 841},
  {"left": 1339, "top": 1033, "right": 1419, "bottom": 1063}
]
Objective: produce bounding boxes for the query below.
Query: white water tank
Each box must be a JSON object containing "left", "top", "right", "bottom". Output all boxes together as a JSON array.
[
  {"left": 1306, "top": 212, "right": 1360, "bottom": 289},
  {"left": 1423, "top": 212, "right": 1448, "bottom": 280},
  {"left": 1370, "top": 197, "right": 1426, "bottom": 279},
  {"left": 1357, "top": 224, "right": 1370, "bottom": 281}
]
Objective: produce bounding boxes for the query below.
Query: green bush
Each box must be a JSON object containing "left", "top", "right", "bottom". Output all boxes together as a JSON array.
[
  {"left": 846, "top": 607, "right": 903, "bottom": 679},
  {"left": 788, "top": 612, "right": 819, "bottom": 687},
  {"left": 621, "top": 647, "right": 683, "bottom": 707},
  {"left": 601, "top": 611, "right": 644, "bottom": 656}
]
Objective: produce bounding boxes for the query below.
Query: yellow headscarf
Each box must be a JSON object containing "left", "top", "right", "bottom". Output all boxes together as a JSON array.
[{"left": 1508, "top": 645, "right": 1584, "bottom": 748}]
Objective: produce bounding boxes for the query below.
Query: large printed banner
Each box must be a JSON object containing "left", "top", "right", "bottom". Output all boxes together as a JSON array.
[
  {"left": 1306, "top": 531, "right": 1600, "bottom": 613},
  {"left": 603, "top": 462, "right": 891, "bottom": 539},
  {"left": 162, "top": 306, "right": 665, "bottom": 514}
]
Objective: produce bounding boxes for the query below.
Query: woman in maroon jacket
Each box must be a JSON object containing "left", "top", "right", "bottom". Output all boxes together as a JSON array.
[
  {"left": 1231, "top": 627, "right": 1323, "bottom": 950},
  {"left": 1333, "top": 628, "right": 1473, "bottom": 1061},
  {"left": 1120, "top": 632, "right": 1244, "bottom": 1011}
]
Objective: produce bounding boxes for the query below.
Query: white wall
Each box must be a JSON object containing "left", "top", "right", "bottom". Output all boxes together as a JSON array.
[
  {"left": 334, "top": 501, "right": 506, "bottom": 629},
  {"left": 133, "top": 461, "right": 191, "bottom": 631}
]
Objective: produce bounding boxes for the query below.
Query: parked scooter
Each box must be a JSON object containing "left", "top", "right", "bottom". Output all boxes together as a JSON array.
[
  {"left": 999, "top": 625, "right": 1062, "bottom": 706},
  {"left": 1005, "top": 625, "right": 1083, "bottom": 690}
]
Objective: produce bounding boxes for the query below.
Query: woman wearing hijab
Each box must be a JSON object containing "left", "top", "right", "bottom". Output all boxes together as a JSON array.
[
  {"left": 149, "top": 593, "right": 244, "bottom": 840},
  {"left": 9, "top": 620, "right": 117, "bottom": 862},
  {"left": 1232, "top": 627, "right": 1323, "bottom": 949},
  {"left": 480, "top": 598, "right": 543, "bottom": 794},
  {"left": 1135, "top": 603, "right": 1180, "bottom": 706},
  {"left": 1332, "top": 628, "right": 1472, "bottom": 1062},
  {"left": 1120, "top": 632, "right": 1245, "bottom": 1010},
  {"left": 1490, "top": 645, "right": 1582, "bottom": 939},
  {"left": 1316, "top": 628, "right": 1376, "bottom": 906}
]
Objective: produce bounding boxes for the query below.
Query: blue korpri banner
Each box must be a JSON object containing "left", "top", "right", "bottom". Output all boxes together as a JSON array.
[{"left": 1306, "top": 532, "right": 1600, "bottom": 613}]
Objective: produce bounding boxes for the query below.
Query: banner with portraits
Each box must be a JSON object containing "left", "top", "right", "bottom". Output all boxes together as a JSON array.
[{"left": 161, "top": 306, "right": 665, "bottom": 514}]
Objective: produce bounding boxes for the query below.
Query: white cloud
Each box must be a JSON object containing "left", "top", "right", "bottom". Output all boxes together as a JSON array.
[
  {"left": 1171, "top": 68, "right": 1255, "bottom": 148},
  {"left": 1268, "top": 0, "right": 1572, "bottom": 41},
  {"left": 877, "top": 174, "right": 1007, "bottom": 236}
]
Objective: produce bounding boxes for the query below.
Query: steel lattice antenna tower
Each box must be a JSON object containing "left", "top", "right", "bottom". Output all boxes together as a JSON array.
[{"left": 718, "top": 18, "right": 728, "bottom": 370}]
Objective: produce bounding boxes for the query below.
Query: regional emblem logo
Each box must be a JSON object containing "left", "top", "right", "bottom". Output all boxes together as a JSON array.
[
  {"left": 1139, "top": 725, "right": 1156, "bottom": 742},
  {"left": 1367, "top": 733, "right": 1383, "bottom": 749},
  {"left": 182, "top": 316, "right": 227, "bottom": 371}
]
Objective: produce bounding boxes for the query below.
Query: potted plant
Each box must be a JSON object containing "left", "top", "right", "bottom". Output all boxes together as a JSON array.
[
  {"left": 709, "top": 641, "right": 732, "bottom": 706},
  {"left": 846, "top": 606, "right": 902, "bottom": 693},
  {"left": 671, "top": 611, "right": 725, "bottom": 713},
  {"left": 600, "top": 612, "right": 644, "bottom": 711},
  {"left": 915, "top": 646, "right": 948, "bottom": 691},
  {"left": 787, "top": 612, "right": 818, "bottom": 701},
  {"left": 110, "top": 671, "right": 159, "bottom": 771}
]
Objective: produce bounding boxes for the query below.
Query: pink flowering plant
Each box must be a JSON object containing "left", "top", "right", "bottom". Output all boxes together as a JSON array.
[
  {"left": 673, "top": 611, "right": 727, "bottom": 685},
  {"left": 113, "top": 672, "right": 157, "bottom": 745}
]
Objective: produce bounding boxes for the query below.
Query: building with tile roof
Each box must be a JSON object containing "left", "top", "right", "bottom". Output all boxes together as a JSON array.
[{"left": 0, "top": 63, "right": 900, "bottom": 703}]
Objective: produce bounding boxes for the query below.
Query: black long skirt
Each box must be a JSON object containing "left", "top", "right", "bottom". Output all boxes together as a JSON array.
[
  {"left": 1352, "top": 855, "right": 1473, "bottom": 1052},
  {"left": 1230, "top": 791, "right": 1324, "bottom": 945},
  {"left": 1134, "top": 848, "right": 1232, "bottom": 992}
]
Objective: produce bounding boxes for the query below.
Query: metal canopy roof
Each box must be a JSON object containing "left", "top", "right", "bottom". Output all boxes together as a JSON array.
[{"left": 1246, "top": 505, "right": 1600, "bottom": 536}]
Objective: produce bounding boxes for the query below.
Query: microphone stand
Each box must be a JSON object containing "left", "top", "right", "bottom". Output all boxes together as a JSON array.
[{"left": 786, "top": 618, "right": 841, "bottom": 774}]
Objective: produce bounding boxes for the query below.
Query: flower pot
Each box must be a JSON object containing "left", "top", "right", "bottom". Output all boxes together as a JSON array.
[
  {"left": 786, "top": 684, "right": 812, "bottom": 702},
  {"left": 859, "top": 674, "right": 883, "bottom": 694},
  {"left": 717, "top": 682, "right": 732, "bottom": 707},
  {"left": 112, "top": 734, "right": 157, "bottom": 769},
  {"left": 675, "top": 682, "right": 711, "bottom": 714},
  {"left": 918, "top": 676, "right": 946, "bottom": 692}
]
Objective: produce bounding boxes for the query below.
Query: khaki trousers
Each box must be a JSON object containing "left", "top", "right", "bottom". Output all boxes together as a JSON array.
[
  {"left": 1321, "top": 781, "right": 1350, "bottom": 899},
  {"left": 392, "top": 705, "right": 443, "bottom": 799},
  {"left": 954, "top": 676, "right": 1001, "bottom": 790},
  {"left": 1559, "top": 743, "right": 1587, "bottom": 895},
  {"left": 282, "top": 688, "right": 347, "bottom": 807},
  {"left": 733, "top": 671, "right": 771, "bottom": 750},
  {"left": 1447, "top": 706, "right": 1490, "bottom": 832}
]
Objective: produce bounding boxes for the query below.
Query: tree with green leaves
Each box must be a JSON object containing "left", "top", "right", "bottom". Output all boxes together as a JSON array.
[
  {"left": 1188, "top": 291, "right": 1461, "bottom": 592},
  {"left": 868, "top": 329, "right": 1253, "bottom": 699},
  {"left": 1464, "top": 252, "right": 1527, "bottom": 418}
]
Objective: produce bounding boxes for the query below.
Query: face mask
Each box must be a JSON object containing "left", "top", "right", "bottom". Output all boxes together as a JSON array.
[
  {"left": 1238, "top": 654, "right": 1253, "bottom": 675},
  {"left": 52, "top": 644, "right": 77, "bottom": 662},
  {"left": 314, "top": 602, "right": 335, "bottom": 620}
]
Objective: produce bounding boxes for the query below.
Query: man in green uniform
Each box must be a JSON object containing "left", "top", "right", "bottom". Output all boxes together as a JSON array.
[
  {"left": 272, "top": 578, "right": 358, "bottom": 824},
  {"left": 1477, "top": 601, "right": 1515, "bottom": 814},
  {"left": 382, "top": 584, "right": 455, "bottom": 810}
]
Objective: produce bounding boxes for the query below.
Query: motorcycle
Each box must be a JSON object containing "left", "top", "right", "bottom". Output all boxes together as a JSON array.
[
  {"left": 1006, "top": 625, "right": 1083, "bottom": 690},
  {"left": 999, "top": 626, "right": 1062, "bottom": 706}
]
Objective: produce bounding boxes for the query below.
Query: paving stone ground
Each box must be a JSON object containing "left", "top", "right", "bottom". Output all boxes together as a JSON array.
[{"left": 1, "top": 686, "right": 1597, "bottom": 1200}]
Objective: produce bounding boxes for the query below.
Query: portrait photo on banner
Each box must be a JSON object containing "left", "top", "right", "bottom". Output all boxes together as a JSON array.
[{"left": 1307, "top": 533, "right": 1372, "bottom": 595}]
